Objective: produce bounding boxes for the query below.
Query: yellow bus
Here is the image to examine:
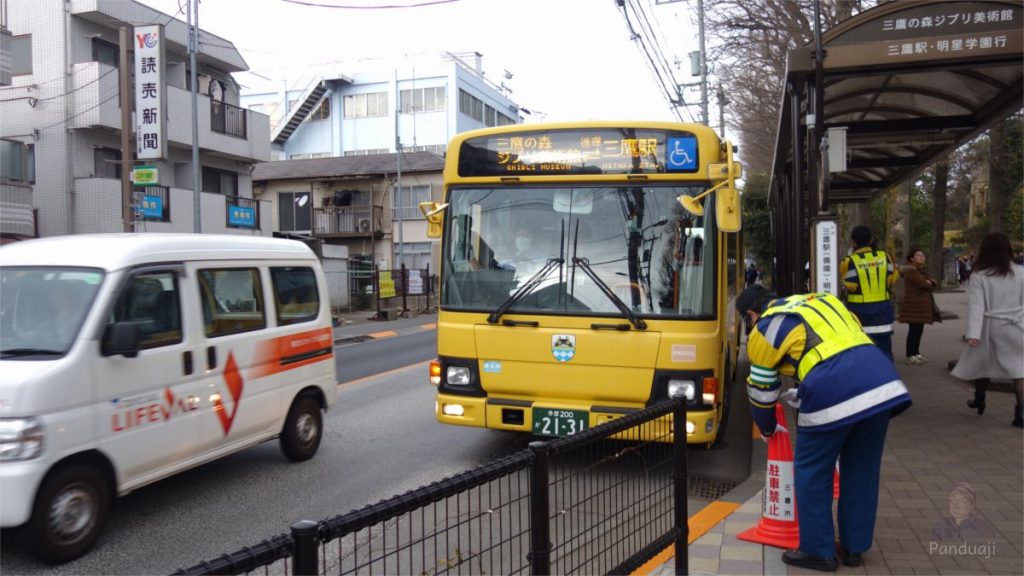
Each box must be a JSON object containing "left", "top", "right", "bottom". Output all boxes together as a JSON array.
[{"left": 420, "top": 121, "right": 743, "bottom": 446}]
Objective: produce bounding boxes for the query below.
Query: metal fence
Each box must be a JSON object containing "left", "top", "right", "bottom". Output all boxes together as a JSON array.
[
  {"left": 374, "top": 265, "right": 435, "bottom": 318},
  {"left": 172, "top": 398, "right": 689, "bottom": 576}
]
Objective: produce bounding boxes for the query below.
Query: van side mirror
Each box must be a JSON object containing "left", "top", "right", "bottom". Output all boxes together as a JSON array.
[
  {"left": 101, "top": 322, "right": 142, "bottom": 358},
  {"left": 419, "top": 201, "right": 448, "bottom": 238}
]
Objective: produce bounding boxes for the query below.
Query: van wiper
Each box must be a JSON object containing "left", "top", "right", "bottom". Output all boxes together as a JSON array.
[
  {"left": 571, "top": 257, "right": 647, "bottom": 330},
  {"left": 1, "top": 348, "right": 64, "bottom": 358},
  {"left": 487, "top": 258, "right": 564, "bottom": 324}
]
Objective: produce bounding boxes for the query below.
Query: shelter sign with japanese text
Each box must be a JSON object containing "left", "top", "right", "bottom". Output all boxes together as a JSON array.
[{"left": 134, "top": 24, "right": 167, "bottom": 160}]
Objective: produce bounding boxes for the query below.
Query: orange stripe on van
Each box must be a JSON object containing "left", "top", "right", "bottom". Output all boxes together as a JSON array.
[{"left": 250, "top": 326, "right": 334, "bottom": 379}]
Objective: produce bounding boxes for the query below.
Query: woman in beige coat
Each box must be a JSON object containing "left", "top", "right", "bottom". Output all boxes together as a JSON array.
[
  {"left": 898, "top": 248, "right": 939, "bottom": 364},
  {"left": 951, "top": 233, "right": 1024, "bottom": 428}
]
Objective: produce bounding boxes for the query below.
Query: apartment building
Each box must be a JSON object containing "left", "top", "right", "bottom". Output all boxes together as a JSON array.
[{"left": 0, "top": 0, "right": 271, "bottom": 241}]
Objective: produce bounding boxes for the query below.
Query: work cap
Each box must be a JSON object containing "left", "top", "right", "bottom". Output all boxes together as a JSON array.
[{"left": 735, "top": 284, "right": 777, "bottom": 317}]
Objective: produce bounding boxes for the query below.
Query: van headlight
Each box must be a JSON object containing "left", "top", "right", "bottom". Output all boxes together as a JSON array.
[
  {"left": 446, "top": 366, "right": 472, "bottom": 386},
  {"left": 0, "top": 417, "right": 44, "bottom": 461},
  {"left": 667, "top": 379, "right": 696, "bottom": 401}
]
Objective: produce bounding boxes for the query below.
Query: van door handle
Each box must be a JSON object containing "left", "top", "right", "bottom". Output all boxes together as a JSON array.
[
  {"left": 183, "top": 351, "right": 193, "bottom": 375},
  {"left": 206, "top": 346, "right": 217, "bottom": 370}
]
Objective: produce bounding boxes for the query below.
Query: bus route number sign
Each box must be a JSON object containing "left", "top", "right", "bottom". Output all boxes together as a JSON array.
[{"left": 532, "top": 408, "right": 588, "bottom": 437}]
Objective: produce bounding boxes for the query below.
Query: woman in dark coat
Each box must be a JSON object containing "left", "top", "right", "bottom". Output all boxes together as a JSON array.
[{"left": 898, "top": 248, "right": 939, "bottom": 364}]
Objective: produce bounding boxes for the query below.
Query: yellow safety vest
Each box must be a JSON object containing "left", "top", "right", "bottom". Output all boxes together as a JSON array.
[
  {"left": 847, "top": 250, "right": 890, "bottom": 303},
  {"left": 762, "top": 293, "right": 873, "bottom": 380}
]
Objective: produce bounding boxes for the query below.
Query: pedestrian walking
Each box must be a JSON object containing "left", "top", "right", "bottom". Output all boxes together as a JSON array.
[
  {"left": 736, "top": 286, "right": 912, "bottom": 571},
  {"left": 898, "top": 248, "right": 940, "bottom": 365},
  {"left": 745, "top": 261, "right": 759, "bottom": 287},
  {"left": 951, "top": 233, "right": 1024, "bottom": 428},
  {"left": 839, "top": 225, "right": 900, "bottom": 360}
]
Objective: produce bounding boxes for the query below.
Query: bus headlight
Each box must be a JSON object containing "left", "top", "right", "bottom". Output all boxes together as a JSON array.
[
  {"left": 446, "top": 366, "right": 472, "bottom": 386},
  {"left": 667, "top": 379, "right": 696, "bottom": 400},
  {"left": 0, "top": 417, "right": 44, "bottom": 461}
]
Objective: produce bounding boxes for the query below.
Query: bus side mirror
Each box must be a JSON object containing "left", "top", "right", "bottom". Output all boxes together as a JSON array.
[
  {"left": 678, "top": 141, "right": 742, "bottom": 233},
  {"left": 419, "top": 201, "right": 448, "bottom": 238}
]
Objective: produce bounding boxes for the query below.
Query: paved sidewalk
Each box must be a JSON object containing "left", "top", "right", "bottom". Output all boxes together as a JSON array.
[
  {"left": 652, "top": 289, "right": 1024, "bottom": 575},
  {"left": 331, "top": 307, "right": 437, "bottom": 344}
]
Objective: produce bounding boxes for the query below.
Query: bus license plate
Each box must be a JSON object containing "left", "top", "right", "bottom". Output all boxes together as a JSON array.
[{"left": 532, "top": 408, "right": 588, "bottom": 437}]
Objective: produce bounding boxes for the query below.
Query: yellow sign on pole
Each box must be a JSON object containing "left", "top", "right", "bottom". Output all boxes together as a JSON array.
[{"left": 379, "top": 271, "right": 396, "bottom": 299}]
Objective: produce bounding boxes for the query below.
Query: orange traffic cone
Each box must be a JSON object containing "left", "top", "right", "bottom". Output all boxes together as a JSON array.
[
  {"left": 833, "top": 459, "right": 840, "bottom": 500},
  {"left": 737, "top": 403, "right": 800, "bottom": 549}
]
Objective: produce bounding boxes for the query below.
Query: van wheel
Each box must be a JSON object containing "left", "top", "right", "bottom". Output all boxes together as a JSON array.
[
  {"left": 281, "top": 396, "right": 322, "bottom": 462},
  {"left": 26, "top": 464, "right": 111, "bottom": 564}
]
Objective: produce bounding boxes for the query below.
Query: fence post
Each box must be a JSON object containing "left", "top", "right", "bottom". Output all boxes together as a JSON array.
[
  {"left": 528, "top": 441, "right": 551, "bottom": 575},
  {"left": 400, "top": 262, "right": 409, "bottom": 315},
  {"left": 374, "top": 267, "right": 382, "bottom": 319},
  {"left": 291, "top": 520, "right": 320, "bottom": 576},
  {"left": 673, "top": 399, "right": 689, "bottom": 575}
]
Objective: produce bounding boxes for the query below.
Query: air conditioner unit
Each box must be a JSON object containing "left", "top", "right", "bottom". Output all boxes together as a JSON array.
[{"left": 358, "top": 218, "right": 371, "bottom": 232}]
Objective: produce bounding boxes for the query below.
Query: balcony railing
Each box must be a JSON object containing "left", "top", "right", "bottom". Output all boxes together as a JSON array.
[
  {"left": 313, "top": 205, "right": 383, "bottom": 237},
  {"left": 226, "top": 195, "right": 260, "bottom": 229},
  {"left": 211, "top": 101, "right": 247, "bottom": 139}
]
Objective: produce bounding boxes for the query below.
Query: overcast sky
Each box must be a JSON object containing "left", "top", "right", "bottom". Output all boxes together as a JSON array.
[{"left": 137, "top": 0, "right": 704, "bottom": 124}]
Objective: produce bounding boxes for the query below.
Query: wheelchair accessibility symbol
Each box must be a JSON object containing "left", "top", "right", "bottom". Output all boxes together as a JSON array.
[{"left": 666, "top": 137, "right": 697, "bottom": 171}]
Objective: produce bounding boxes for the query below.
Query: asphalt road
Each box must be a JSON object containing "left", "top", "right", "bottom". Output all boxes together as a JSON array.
[{"left": 0, "top": 329, "right": 752, "bottom": 574}]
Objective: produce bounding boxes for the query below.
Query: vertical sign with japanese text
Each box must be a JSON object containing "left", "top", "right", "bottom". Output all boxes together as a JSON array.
[
  {"left": 814, "top": 219, "right": 839, "bottom": 296},
  {"left": 134, "top": 25, "right": 166, "bottom": 160}
]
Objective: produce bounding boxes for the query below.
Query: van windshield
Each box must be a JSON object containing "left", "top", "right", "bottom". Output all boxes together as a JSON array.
[{"left": 0, "top": 267, "right": 105, "bottom": 359}]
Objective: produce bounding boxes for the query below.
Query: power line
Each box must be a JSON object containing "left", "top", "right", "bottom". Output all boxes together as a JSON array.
[
  {"left": 619, "top": 0, "right": 690, "bottom": 123},
  {"left": 37, "top": 92, "right": 122, "bottom": 132},
  {"left": 280, "top": 0, "right": 459, "bottom": 8}
]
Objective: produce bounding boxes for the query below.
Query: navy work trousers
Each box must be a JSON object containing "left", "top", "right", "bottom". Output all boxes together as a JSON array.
[{"left": 794, "top": 411, "right": 890, "bottom": 558}]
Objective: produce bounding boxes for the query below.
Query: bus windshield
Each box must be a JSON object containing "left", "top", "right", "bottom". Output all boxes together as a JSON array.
[{"left": 441, "top": 185, "right": 716, "bottom": 319}]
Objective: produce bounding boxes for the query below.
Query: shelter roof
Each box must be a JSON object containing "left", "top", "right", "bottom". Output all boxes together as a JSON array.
[{"left": 771, "top": 0, "right": 1023, "bottom": 204}]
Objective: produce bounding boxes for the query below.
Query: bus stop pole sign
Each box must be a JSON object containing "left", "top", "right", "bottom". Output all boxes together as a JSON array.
[{"left": 812, "top": 217, "right": 838, "bottom": 296}]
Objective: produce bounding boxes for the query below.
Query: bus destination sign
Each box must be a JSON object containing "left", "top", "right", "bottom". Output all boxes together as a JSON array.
[{"left": 458, "top": 128, "right": 700, "bottom": 177}]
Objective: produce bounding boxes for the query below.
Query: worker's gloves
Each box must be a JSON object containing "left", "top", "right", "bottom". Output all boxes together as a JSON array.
[{"left": 780, "top": 387, "right": 801, "bottom": 409}]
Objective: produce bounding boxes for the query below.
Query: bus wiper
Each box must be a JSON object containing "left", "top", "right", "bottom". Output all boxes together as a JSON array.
[
  {"left": 487, "top": 258, "right": 564, "bottom": 324},
  {"left": 571, "top": 257, "right": 648, "bottom": 330}
]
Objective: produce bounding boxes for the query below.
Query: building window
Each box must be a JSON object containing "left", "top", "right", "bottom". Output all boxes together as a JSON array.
[
  {"left": 92, "top": 38, "right": 119, "bottom": 68},
  {"left": 458, "top": 89, "right": 514, "bottom": 126},
  {"left": 201, "top": 166, "right": 238, "bottom": 196},
  {"left": 306, "top": 99, "right": 330, "bottom": 122},
  {"left": 402, "top": 144, "right": 445, "bottom": 155},
  {"left": 12, "top": 35, "right": 32, "bottom": 76},
  {"left": 392, "top": 184, "right": 430, "bottom": 220},
  {"left": 343, "top": 91, "right": 388, "bottom": 119},
  {"left": 94, "top": 147, "right": 122, "bottom": 179},
  {"left": 0, "top": 139, "right": 35, "bottom": 184},
  {"left": 278, "top": 191, "right": 311, "bottom": 232},
  {"left": 393, "top": 241, "right": 433, "bottom": 271},
  {"left": 289, "top": 152, "right": 330, "bottom": 160},
  {"left": 401, "top": 86, "right": 446, "bottom": 113}
]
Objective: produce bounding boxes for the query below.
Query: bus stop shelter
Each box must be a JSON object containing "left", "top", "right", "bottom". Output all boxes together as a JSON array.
[{"left": 768, "top": 0, "right": 1023, "bottom": 294}]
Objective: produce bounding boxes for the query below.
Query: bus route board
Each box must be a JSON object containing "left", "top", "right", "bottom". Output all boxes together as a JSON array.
[{"left": 458, "top": 128, "right": 700, "bottom": 177}]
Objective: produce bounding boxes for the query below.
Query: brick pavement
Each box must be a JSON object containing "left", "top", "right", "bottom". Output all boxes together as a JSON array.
[{"left": 650, "top": 289, "right": 1024, "bottom": 575}]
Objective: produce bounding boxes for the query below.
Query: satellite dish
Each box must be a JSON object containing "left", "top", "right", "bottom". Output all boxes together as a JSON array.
[{"left": 296, "top": 194, "right": 309, "bottom": 207}]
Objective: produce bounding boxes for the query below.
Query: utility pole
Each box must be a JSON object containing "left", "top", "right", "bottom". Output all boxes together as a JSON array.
[
  {"left": 394, "top": 70, "right": 404, "bottom": 272},
  {"left": 717, "top": 87, "right": 727, "bottom": 137},
  {"left": 188, "top": 0, "right": 201, "bottom": 232},
  {"left": 118, "top": 26, "right": 134, "bottom": 232},
  {"left": 697, "top": 0, "right": 708, "bottom": 125}
]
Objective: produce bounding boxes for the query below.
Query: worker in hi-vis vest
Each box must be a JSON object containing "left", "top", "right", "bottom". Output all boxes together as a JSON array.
[
  {"left": 736, "top": 286, "right": 912, "bottom": 572},
  {"left": 839, "top": 225, "right": 900, "bottom": 361}
]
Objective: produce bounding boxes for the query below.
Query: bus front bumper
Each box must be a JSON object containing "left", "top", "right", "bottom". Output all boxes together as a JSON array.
[{"left": 435, "top": 393, "right": 720, "bottom": 444}]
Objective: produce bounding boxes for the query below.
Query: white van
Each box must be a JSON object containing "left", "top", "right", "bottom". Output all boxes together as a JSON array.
[{"left": 0, "top": 234, "right": 338, "bottom": 563}]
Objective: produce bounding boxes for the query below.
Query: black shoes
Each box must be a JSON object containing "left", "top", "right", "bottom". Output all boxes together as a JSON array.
[
  {"left": 967, "top": 398, "right": 986, "bottom": 415},
  {"left": 841, "top": 549, "right": 863, "bottom": 567},
  {"left": 781, "top": 549, "right": 838, "bottom": 572}
]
